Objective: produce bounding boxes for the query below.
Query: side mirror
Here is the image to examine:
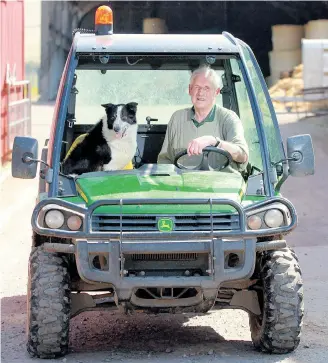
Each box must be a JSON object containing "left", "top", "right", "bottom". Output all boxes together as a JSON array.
[
  {"left": 287, "top": 134, "right": 315, "bottom": 177},
  {"left": 11, "top": 136, "right": 39, "bottom": 179}
]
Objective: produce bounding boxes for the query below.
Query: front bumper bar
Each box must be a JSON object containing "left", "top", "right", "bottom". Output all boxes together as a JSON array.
[{"left": 43, "top": 239, "right": 287, "bottom": 289}]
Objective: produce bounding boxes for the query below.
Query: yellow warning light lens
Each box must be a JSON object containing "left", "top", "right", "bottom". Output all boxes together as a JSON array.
[{"left": 95, "top": 5, "right": 113, "bottom": 25}]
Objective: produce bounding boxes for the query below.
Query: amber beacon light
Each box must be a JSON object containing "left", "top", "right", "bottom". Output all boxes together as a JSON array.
[{"left": 95, "top": 5, "right": 113, "bottom": 35}]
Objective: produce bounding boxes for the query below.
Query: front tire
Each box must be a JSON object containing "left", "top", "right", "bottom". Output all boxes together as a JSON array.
[
  {"left": 27, "top": 246, "right": 71, "bottom": 358},
  {"left": 249, "top": 247, "right": 304, "bottom": 353}
]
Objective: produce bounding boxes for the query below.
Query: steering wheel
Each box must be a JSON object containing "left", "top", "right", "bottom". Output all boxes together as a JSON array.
[{"left": 174, "top": 146, "right": 233, "bottom": 171}]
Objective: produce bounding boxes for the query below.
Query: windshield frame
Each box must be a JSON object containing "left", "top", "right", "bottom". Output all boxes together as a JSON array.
[
  {"left": 238, "top": 39, "right": 287, "bottom": 192},
  {"left": 50, "top": 50, "right": 274, "bottom": 198}
]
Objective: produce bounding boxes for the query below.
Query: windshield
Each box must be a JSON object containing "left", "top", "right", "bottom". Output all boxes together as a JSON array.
[
  {"left": 75, "top": 68, "right": 223, "bottom": 125},
  {"left": 63, "top": 54, "right": 265, "bottom": 187}
]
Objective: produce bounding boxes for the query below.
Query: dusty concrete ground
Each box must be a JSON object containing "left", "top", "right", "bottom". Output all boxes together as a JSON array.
[{"left": 1, "top": 105, "right": 328, "bottom": 362}]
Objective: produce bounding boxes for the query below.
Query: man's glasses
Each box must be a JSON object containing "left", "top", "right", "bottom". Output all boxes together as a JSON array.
[{"left": 192, "top": 86, "right": 212, "bottom": 94}]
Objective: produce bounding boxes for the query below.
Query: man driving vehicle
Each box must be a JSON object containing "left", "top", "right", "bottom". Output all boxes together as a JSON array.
[{"left": 157, "top": 65, "right": 249, "bottom": 172}]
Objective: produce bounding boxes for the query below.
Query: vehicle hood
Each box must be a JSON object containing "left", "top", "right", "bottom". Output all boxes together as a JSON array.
[{"left": 75, "top": 171, "right": 246, "bottom": 214}]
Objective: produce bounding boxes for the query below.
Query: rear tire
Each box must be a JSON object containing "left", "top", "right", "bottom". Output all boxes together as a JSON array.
[
  {"left": 27, "top": 246, "right": 71, "bottom": 358},
  {"left": 249, "top": 247, "right": 304, "bottom": 353}
]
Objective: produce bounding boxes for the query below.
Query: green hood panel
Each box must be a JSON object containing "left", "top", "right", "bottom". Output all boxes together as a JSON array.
[{"left": 75, "top": 172, "right": 246, "bottom": 214}]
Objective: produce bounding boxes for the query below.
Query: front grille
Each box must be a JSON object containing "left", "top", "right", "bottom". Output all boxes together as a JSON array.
[
  {"left": 91, "top": 214, "right": 239, "bottom": 232},
  {"left": 131, "top": 253, "right": 198, "bottom": 261}
]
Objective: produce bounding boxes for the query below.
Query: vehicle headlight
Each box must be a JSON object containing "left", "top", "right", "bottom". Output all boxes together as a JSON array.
[
  {"left": 67, "top": 215, "right": 82, "bottom": 231},
  {"left": 247, "top": 215, "right": 262, "bottom": 230},
  {"left": 264, "top": 209, "right": 284, "bottom": 228},
  {"left": 45, "top": 210, "right": 65, "bottom": 229}
]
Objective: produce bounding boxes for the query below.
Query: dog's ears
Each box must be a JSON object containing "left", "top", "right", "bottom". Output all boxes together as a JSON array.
[
  {"left": 101, "top": 103, "right": 114, "bottom": 109},
  {"left": 126, "top": 102, "right": 138, "bottom": 111}
]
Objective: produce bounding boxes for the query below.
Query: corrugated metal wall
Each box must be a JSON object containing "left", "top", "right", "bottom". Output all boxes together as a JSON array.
[{"left": 0, "top": 0, "right": 25, "bottom": 164}]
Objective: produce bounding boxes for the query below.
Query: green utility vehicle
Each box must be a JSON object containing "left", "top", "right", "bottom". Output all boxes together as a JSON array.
[{"left": 12, "top": 5, "right": 315, "bottom": 359}]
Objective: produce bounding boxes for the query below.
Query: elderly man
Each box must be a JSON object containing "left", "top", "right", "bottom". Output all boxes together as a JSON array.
[{"left": 157, "top": 65, "right": 249, "bottom": 171}]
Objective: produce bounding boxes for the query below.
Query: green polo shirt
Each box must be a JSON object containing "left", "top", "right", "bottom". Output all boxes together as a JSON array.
[
  {"left": 157, "top": 104, "right": 249, "bottom": 172},
  {"left": 191, "top": 105, "right": 216, "bottom": 127}
]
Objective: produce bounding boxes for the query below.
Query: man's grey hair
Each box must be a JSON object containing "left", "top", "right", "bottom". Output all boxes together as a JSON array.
[{"left": 190, "top": 65, "right": 222, "bottom": 89}]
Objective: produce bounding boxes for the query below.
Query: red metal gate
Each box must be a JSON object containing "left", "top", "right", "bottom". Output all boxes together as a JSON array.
[{"left": 0, "top": 0, "right": 31, "bottom": 175}]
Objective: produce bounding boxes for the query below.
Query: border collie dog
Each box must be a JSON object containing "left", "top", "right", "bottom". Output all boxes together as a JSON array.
[{"left": 61, "top": 102, "right": 138, "bottom": 175}]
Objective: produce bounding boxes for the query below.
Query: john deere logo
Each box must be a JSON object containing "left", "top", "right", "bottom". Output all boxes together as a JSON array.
[{"left": 157, "top": 218, "right": 174, "bottom": 232}]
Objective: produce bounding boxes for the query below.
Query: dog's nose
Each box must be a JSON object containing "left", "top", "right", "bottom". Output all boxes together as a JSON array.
[{"left": 113, "top": 125, "right": 120, "bottom": 133}]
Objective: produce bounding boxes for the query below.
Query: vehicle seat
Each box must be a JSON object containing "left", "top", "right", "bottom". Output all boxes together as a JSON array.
[{"left": 134, "top": 124, "right": 167, "bottom": 168}]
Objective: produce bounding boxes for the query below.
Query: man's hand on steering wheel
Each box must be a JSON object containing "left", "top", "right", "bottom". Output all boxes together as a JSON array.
[{"left": 187, "top": 135, "right": 218, "bottom": 156}]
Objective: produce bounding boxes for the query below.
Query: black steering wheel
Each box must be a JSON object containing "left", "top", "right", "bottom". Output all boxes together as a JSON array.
[{"left": 174, "top": 146, "right": 233, "bottom": 171}]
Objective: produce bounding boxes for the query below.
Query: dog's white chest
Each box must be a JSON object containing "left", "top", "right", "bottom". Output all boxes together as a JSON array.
[{"left": 102, "top": 121, "right": 137, "bottom": 171}]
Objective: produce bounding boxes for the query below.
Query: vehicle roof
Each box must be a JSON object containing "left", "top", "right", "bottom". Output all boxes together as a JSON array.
[{"left": 75, "top": 33, "right": 240, "bottom": 54}]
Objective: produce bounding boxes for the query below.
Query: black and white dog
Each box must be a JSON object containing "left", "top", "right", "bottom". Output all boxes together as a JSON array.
[{"left": 61, "top": 102, "right": 138, "bottom": 175}]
